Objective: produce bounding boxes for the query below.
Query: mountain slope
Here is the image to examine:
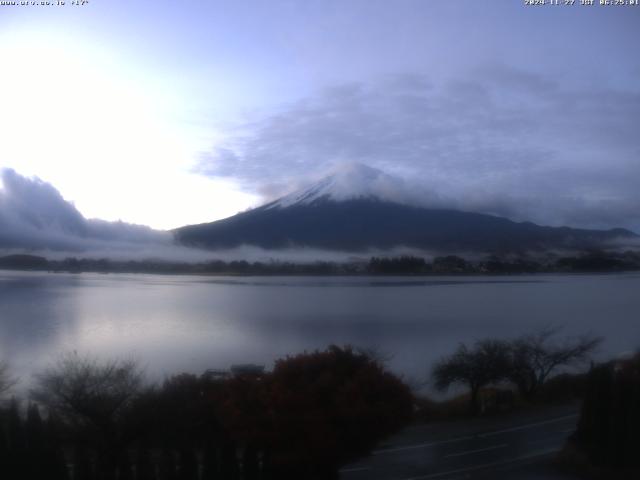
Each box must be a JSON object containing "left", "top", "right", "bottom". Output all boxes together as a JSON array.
[
  {"left": 174, "top": 165, "right": 637, "bottom": 253},
  {"left": 268, "top": 163, "right": 420, "bottom": 208},
  {"left": 174, "top": 199, "right": 634, "bottom": 252}
]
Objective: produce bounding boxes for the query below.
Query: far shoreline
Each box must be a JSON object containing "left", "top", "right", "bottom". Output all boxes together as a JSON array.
[{"left": 1, "top": 250, "right": 640, "bottom": 277}]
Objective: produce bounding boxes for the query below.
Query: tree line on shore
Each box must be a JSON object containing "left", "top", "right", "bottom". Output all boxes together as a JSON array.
[{"left": 0, "top": 249, "right": 639, "bottom": 275}]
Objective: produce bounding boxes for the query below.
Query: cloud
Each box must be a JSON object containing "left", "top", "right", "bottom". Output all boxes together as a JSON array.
[
  {"left": 196, "top": 66, "right": 640, "bottom": 232},
  {"left": 1, "top": 169, "right": 636, "bottom": 263},
  {"left": 0, "top": 169, "right": 446, "bottom": 263},
  {"left": 0, "top": 169, "right": 170, "bottom": 252}
]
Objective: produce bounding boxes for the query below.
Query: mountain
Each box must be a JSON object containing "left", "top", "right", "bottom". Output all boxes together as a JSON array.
[
  {"left": 268, "top": 163, "right": 420, "bottom": 208},
  {"left": 174, "top": 164, "right": 638, "bottom": 253}
]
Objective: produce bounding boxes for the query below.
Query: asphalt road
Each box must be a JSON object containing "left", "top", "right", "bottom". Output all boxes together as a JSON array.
[{"left": 340, "top": 404, "right": 582, "bottom": 480}]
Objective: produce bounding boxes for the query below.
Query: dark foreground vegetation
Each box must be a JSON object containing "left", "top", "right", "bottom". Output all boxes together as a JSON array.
[
  {"left": 426, "top": 331, "right": 640, "bottom": 478},
  {"left": 1, "top": 250, "right": 639, "bottom": 275},
  {"left": 0, "top": 347, "right": 413, "bottom": 480},
  {"left": 427, "top": 327, "right": 601, "bottom": 416},
  {"left": 559, "top": 352, "right": 640, "bottom": 479},
  {"left": 1, "top": 332, "right": 637, "bottom": 479}
]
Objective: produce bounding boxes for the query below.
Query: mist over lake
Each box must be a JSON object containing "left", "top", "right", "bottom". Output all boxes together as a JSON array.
[{"left": 1, "top": 270, "right": 638, "bottom": 391}]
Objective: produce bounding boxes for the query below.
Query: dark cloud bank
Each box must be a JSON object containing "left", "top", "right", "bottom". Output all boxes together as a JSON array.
[
  {"left": 0, "top": 168, "right": 170, "bottom": 255},
  {"left": 198, "top": 66, "right": 640, "bottom": 233}
]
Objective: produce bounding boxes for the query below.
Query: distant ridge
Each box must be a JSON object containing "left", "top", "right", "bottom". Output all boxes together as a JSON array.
[{"left": 174, "top": 164, "right": 638, "bottom": 253}]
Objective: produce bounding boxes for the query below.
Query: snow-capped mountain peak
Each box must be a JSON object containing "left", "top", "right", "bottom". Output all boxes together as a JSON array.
[
  {"left": 268, "top": 163, "right": 415, "bottom": 208},
  {"left": 176, "top": 162, "right": 639, "bottom": 252}
]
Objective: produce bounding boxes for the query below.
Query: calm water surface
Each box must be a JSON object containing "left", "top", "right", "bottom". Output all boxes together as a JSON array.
[{"left": 1, "top": 270, "right": 638, "bottom": 390}]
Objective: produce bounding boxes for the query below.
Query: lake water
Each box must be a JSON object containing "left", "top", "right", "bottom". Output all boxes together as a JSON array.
[{"left": 1, "top": 270, "right": 638, "bottom": 392}]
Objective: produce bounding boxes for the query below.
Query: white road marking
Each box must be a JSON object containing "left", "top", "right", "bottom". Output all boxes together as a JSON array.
[
  {"left": 373, "top": 414, "right": 577, "bottom": 455},
  {"left": 403, "top": 448, "right": 558, "bottom": 479},
  {"left": 478, "top": 414, "right": 578, "bottom": 438},
  {"left": 373, "top": 435, "right": 477, "bottom": 455},
  {"left": 444, "top": 443, "right": 507, "bottom": 458},
  {"left": 339, "top": 466, "right": 370, "bottom": 473}
]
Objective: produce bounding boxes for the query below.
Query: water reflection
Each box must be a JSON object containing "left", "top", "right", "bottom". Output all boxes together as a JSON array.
[{"left": 0, "top": 271, "right": 638, "bottom": 390}]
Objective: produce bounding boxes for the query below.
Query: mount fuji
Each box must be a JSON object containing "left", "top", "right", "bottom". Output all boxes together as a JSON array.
[
  {"left": 266, "top": 163, "right": 422, "bottom": 209},
  {"left": 174, "top": 164, "right": 637, "bottom": 253}
]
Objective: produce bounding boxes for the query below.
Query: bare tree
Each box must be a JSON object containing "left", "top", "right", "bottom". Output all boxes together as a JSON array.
[
  {"left": 31, "top": 353, "right": 144, "bottom": 477},
  {"left": 507, "top": 327, "right": 602, "bottom": 400},
  {"left": 31, "top": 353, "right": 144, "bottom": 429},
  {"left": 0, "top": 360, "right": 18, "bottom": 398},
  {"left": 432, "top": 339, "right": 511, "bottom": 414},
  {"left": 356, "top": 345, "right": 394, "bottom": 365}
]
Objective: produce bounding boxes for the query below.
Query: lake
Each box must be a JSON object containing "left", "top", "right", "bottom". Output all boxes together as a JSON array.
[{"left": 1, "top": 270, "right": 638, "bottom": 392}]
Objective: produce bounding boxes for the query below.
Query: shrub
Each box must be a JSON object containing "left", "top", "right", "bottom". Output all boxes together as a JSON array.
[{"left": 574, "top": 353, "right": 640, "bottom": 470}]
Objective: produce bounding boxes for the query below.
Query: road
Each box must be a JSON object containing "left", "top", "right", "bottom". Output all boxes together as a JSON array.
[{"left": 340, "top": 404, "right": 582, "bottom": 480}]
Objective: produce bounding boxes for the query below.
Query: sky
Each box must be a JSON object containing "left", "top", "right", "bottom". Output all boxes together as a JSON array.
[{"left": 0, "top": 0, "right": 639, "bottom": 232}]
